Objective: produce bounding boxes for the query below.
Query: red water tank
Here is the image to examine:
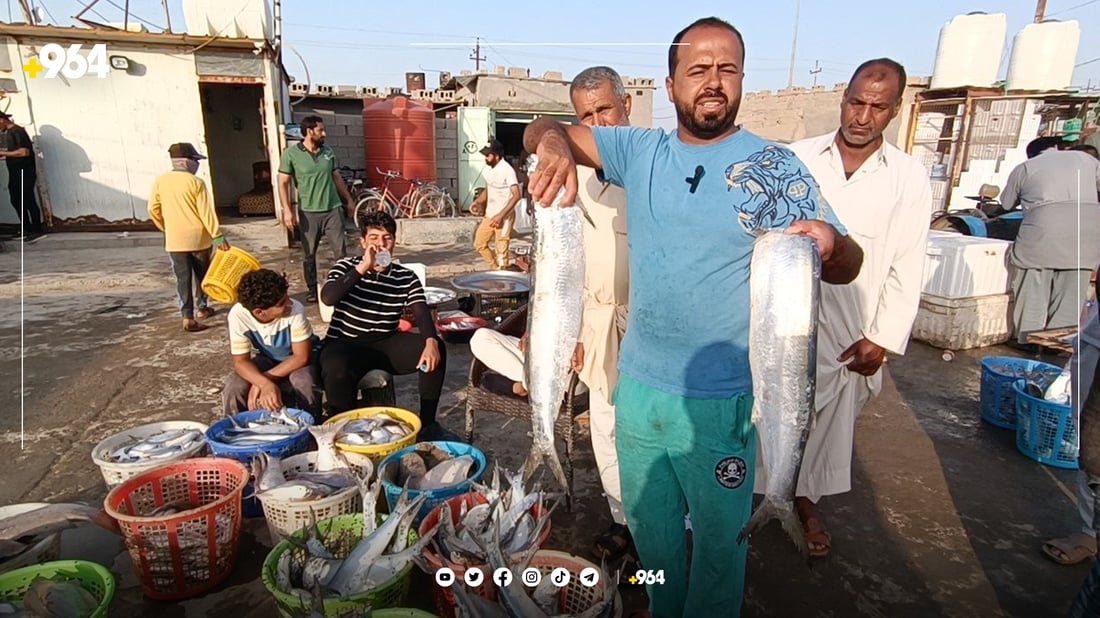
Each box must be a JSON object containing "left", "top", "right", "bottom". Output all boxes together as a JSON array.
[{"left": 362, "top": 96, "right": 436, "bottom": 198}]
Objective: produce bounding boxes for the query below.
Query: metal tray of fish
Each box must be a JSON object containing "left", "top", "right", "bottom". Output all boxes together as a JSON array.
[
  {"left": 450, "top": 271, "right": 530, "bottom": 294},
  {"left": 422, "top": 286, "right": 457, "bottom": 306}
]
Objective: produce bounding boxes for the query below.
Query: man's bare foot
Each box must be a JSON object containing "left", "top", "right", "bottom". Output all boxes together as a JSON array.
[
  {"left": 512, "top": 381, "right": 528, "bottom": 397},
  {"left": 183, "top": 318, "right": 209, "bottom": 332},
  {"left": 796, "top": 496, "right": 831, "bottom": 557}
]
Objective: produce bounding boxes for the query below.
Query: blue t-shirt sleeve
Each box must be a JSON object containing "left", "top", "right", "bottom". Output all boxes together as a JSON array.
[
  {"left": 809, "top": 179, "right": 848, "bottom": 236},
  {"left": 591, "top": 126, "right": 658, "bottom": 188}
]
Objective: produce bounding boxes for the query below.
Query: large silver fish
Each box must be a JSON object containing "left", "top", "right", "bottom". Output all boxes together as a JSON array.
[
  {"left": 737, "top": 230, "right": 820, "bottom": 557},
  {"left": 522, "top": 162, "right": 585, "bottom": 496}
]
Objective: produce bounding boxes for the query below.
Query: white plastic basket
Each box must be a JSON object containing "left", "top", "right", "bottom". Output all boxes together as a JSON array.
[
  {"left": 91, "top": 421, "right": 209, "bottom": 489},
  {"left": 258, "top": 452, "right": 364, "bottom": 543},
  {"left": 341, "top": 450, "right": 375, "bottom": 481},
  {"left": 0, "top": 504, "right": 62, "bottom": 573}
]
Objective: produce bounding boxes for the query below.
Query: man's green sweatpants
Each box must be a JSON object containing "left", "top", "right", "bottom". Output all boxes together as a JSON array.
[{"left": 614, "top": 374, "right": 757, "bottom": 618}]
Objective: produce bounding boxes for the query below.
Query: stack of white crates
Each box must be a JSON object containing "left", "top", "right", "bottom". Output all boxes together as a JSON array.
[{"left": 911, "top": 231, "right": 1014, "bottom": 349}]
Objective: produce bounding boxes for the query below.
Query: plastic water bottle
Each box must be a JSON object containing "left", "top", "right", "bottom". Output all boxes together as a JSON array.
[{"left": 375, "top": 249, "right": 392, "bottom": 268}]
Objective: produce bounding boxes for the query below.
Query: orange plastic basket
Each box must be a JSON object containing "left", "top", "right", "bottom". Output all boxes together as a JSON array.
[
  {"left": 103, "top": 457, "right": 249, "bottom": 601},
  {"left": 419, "top": 492, "right": 552, "bottom": 617},
  {"left": 201, "top": 246, "right": 261, "bottom": 305}
]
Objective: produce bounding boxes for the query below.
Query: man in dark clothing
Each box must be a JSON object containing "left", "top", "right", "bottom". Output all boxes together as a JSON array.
[
  {"left": 318, "top": 210, "right": 459, "bottom": 442},
  {"left": 0, "top": 112, "right": 43, "bottom": 239}
]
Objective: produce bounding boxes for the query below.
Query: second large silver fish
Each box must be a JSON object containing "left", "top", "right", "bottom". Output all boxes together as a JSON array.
[
  {"left": 522, "top": 184, "right": 585, "bottom": 495},
  {"left": 737, "top": 230, "right": 820, "bottom": 557}
]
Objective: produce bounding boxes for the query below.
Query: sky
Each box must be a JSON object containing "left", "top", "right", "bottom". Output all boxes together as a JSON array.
[{"left": 26, "top": 0, "right": 1100, "bottom": 130}]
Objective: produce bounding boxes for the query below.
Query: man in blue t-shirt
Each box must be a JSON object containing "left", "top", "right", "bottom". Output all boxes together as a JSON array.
[{"left": 524, "top": 17, "right": 863, "bottom": 618}]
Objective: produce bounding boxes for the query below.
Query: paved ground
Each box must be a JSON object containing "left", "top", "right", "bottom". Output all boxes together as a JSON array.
[{"left": 0, "top": 217, "right": 1092, "bottom": 617}]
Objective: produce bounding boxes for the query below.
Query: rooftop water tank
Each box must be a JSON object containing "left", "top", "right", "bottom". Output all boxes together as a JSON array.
[
  {"left": 181, "top": 0, "right": 273, "bottom": 39},
  {"left": 363, "top": 96, "right": 437, "bottom": 198},
  {"left": 1006, "top": 20, "right": 1081, "bottom": 91},
  {"left": 930, "top": 12, "right": 1007, "bottom": 89}
]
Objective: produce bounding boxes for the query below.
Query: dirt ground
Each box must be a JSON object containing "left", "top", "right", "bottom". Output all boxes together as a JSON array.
[{"left": 0, "top": 217, "right": 1091, "bottom": 617}]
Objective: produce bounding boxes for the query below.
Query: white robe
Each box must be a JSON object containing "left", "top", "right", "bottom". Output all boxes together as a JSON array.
[{"left": 757, "top": 132, "right": 933, "bottom": 501}]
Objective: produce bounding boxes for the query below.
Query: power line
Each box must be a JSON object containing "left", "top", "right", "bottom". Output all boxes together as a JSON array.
[
  {"left": 1047, "top": 0, "right": 1099, "bottom": 17},
  {"left": 1076, "top": 56, "right": 1100, "bottom": 68}
]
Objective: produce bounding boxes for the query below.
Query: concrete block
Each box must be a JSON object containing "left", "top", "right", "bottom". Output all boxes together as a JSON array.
[
  {"left": 540, "top": 70, "right": 563, "bottom": 81},
  {"left": 397, "top": 216, "right": 481, "bottom": 245},
  {"left": 438, "top": 149, "right": 457, "bottom": 160},
  {"left": 437, "top": 128, "right": 457, "bottom": 140}
]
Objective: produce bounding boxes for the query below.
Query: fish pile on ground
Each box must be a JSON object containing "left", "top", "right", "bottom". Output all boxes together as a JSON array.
[
  {"left": 0, "top": 505, "right": 118, "bottom": 567},
  {"left": 333, "top": 416, "right": 414, "bottom": 449},
  {"left": 381, "top": 443, "right": 476, "bottom": 492},
  {"left": 272, "top": 480, "right": 439, "bottom": 608},
  {"left": 432, "top": 468, "right": 557, "bottom": 566},
  {"left": 215, "top": 409, "right": 308, "bottom": 447},
  {"left": 100, "top": 428, "right": 205, "bottom": 464},
  {"left": 0, "top": 570, "right": 101, "bottom": 617}
]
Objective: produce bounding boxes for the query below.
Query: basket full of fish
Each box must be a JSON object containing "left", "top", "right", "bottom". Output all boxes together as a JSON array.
[
  {"left": 104, "top": 457, "right": 249, "bottom": 601},
  {"left": 253, "top": 446, "right": 365, "bottom": 543},
  {"left": 91, "top": 421, "right": 209, "bottom": 489},
  {"left": 446, "top": 549, "right": 619, "bottom": 618},
  {"left": 0, "top": 560, "right": 116, "bottom": 618},
  {"left": 206, "top": 409, "right": 315, "bottom": 458},
  {"left": 325, "top": 407, "right": 420, "bottom": 463},
  {"left": 260, "top": 484, "right": 439, "bottom": 618},
  {"left": 417, "top": 468, "right": 556, "bottom": 615},
  {"left": 378, "top": 441, "right": 487, "bottom": 525}
]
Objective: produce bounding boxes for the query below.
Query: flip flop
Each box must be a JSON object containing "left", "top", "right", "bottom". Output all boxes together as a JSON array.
[
  {"left": 593, "top": 523, "right": 633, "bottom": 562},
  {"left": 803, "top": 514, "right": 832, "bottom": 558},
  {"left": 1042, "top": 533, "right": 1097, "bottom": 565}
]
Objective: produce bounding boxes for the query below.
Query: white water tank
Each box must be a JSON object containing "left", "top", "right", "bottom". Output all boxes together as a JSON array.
[
  {"left": 1006, "top": 20, "right": 1081, "bottom": 91},
  {"left": 181, "top": 0, "right": 273, "bottom": 40},
  {"left": 930, "top": 12, "right": 1007, "bottom": 89}
]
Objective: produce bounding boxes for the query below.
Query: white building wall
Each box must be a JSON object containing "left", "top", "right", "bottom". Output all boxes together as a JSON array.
[{"left": 1, "top": 38, "right": 209, "bottom": 223}]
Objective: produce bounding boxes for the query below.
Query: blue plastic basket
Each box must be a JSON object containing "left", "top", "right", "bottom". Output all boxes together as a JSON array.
[
  {"left": 980, "top": 356, "right": 1063, "bottom": 429},
  {"left": 1014, "top": 380, "right": 1078, "bottom": 469},
  {"left": 206, "top": 409, "right": 316, "bottom": 517},
  {"left": 378, "top": 441, "right": 487, "bottom": 525}
]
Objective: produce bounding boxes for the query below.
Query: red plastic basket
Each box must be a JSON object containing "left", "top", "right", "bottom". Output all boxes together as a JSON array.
[
  {"left": 104, "top": 457, "right": 249, "bottom": 601},
  {"left": 419, "top": 492, "right": 551, "bottom": 618}
]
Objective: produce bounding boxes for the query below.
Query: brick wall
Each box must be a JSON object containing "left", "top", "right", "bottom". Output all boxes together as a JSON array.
[
  {"left": 435, "top": 117, "right": 458, "bottom": 198},
  {"left": 291, "top": 110, "right": 365, "bottom": 170}
]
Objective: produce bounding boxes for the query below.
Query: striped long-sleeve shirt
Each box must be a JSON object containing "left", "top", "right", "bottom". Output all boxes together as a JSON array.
[{"left": 324, "top": 258, "right": 426, "bottom": 340}]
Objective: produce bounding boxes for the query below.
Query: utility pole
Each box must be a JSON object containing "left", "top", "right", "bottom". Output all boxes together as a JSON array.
[
  {"left": 787, "top": 0, "right": 801, "bottom": 88},
  {"left": 809, "top": 60, "right": 822, "bottom": 87},
  {"left": 17, "top": 0, "right": 33, "bottom": 24},
  {"left": 470, "top": 37, "right": 486, "bottom": 72},
  {"left": 1034, "top": 0, "right": 1047, "bottom": 22}
]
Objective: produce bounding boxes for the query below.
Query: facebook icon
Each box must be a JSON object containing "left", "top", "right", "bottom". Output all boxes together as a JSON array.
[{"left": 493, "top": 567, "right": 513, "bottom": 587}]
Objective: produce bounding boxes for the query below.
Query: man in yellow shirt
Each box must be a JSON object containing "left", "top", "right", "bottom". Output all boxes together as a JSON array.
[{"left": 148, "top": 142, "right": 230, "bottom": 332}]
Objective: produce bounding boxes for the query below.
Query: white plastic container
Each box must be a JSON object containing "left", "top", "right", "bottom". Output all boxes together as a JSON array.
[
  {"left": 930, "top": 13, "right": 1008, "bottom": 89},
  {"left": 91, "top": 421, "right": 209, "bottom": 489},
  {"left": 257, "top": 452, "right": 365, "bottom": 543},
  {"left": 181, "top": 0, "right": 272, "bottom": 39},
  {"left": 911, "top": 293, "right": 1013, "bottom": 350},
  {"left": 1006, "top": 20, "right": 1081, "bottom": 91},
  {"left": 923, "top": 235, "right": 1013, "bottom": 299}
]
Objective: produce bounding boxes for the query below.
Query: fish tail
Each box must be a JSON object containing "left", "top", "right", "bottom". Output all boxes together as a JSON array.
[
  {"left": 737, "top": 498, "right": 808, "bottom": 557},
  {"left": 522, "top": 442, "right": 569, "bottom": 497}
]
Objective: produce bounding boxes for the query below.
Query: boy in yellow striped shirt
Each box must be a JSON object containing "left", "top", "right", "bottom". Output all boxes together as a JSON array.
[{"left": 148, "top": 142, "right": 229, "bottom": 332}]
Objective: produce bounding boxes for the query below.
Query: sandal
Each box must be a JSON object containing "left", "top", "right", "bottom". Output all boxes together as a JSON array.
[
  {"left": 801, "top": 512, "right": 832, "bottom": 558},
  {"left": 182, "top": 319, "right": 209, "bottom": 333},
  {"left": 196, "top": 307, "right": 216, "bottom": 319},
  {"left": 593, "top": 523, "right": 633, "bottom": 562},
  {"left": 1043, "top": 533, "right": 1097, "bottom": 565}
]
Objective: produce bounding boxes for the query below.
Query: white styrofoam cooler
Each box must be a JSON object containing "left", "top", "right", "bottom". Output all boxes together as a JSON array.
[
  {"left": 911, "top": 292, "right": 1013, "bottom": 350},
  {"left": 923, "top": 235, "right": 1013, "bottom": 299}
]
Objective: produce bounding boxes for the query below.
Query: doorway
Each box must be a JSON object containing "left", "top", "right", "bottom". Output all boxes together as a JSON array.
[{"left": 199, "top": 83, "right": 268, "bottom": 210}]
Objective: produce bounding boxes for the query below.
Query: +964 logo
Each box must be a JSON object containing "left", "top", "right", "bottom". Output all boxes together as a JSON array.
[
  {"left": 629, "top": 569, "right": 665, "bottom": 586},
  {"left": 23, "top": 44, "right": 112, "bottom": 80}
]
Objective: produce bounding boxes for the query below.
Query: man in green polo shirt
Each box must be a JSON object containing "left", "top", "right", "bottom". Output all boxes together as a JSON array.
[{"left": 279, "top": 115, "right": 354, "bottom": 302}]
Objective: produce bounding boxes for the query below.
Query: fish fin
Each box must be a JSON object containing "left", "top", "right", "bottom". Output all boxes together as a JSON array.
[
  {"left": 736, "top": 498, "right": 808, "bottom": 558},
  {"left": 577, "top": 199, "right": 596, "bottom": 228},
  {"left": 522, "top": 443, "right": 569, "bottom": 497}
]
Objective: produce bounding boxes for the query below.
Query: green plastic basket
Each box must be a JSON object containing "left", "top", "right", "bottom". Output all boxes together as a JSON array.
[
  {"left": 372, "top": 611, "right": 440, "bottom": 618},
  {"left": 0, "top": 560, "right": 115, "bottom": 618},
  {"left": 261, "top": 513, "right": 418, "bottom": 618}
]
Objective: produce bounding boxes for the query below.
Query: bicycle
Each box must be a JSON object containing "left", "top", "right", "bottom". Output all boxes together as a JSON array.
[
  {"left": 337, "top": 166, "right": 369, "bottom": 201},
  {"left": 353, "top": 168, "right": 457, "bottom": 222}
]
